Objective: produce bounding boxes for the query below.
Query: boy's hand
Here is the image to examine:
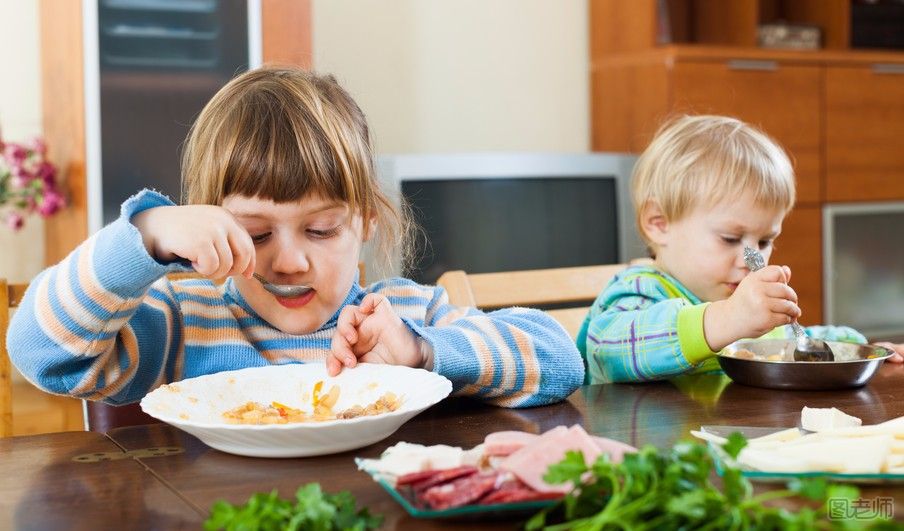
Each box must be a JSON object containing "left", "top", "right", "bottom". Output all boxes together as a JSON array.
[
  {"left": 704, "top": 265, "right": 800, "bottom": 351},
  {"left": 875, "top": 342, "right": 904, "bottom": 364},
  {"left": 327, "top": 293, "right": 431, "bottom": 376},
  {"left": 131, "top": 205, "right": 255, "bottom": 280}
]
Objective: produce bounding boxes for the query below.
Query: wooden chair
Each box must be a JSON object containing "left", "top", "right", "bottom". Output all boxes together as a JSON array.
[
  {"left": 0, "top": 279, "right": 28, "bottom": 437},
  {"left": 437, "top": 264, "right": 629, "bottom": 339}
]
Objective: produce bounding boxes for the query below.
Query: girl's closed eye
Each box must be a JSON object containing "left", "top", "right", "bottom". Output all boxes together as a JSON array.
[
  {"left": 307, "top": 225, "right": 343, "bottom": 239},
  {"left": 721, "top": 235, "right": 741, "bottom": 245},
  {"left": 250, "top": 232, "right": 271, "bottom": 244}
]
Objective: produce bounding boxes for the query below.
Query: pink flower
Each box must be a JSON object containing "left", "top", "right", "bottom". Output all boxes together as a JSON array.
[
  {"left": 6, "top": 213, "right": 24, "bottom": 231},
  {"left": 29, "top": 137, "right": 47, "bottom": 155},
  {"left": 1, "top": 136, "right": 63, "bottom": 230},
  {"left": 4, "top": 143, "right": 27, "bottom": 163},
  {"left": 11, "top": 174, "right": 29, "bottom": 188},
  {"left": 37, "top": 161, "right": 56, "bottom": 184},
  {"left": 37, "top": 189, "right": 66, "bottom": 217}
]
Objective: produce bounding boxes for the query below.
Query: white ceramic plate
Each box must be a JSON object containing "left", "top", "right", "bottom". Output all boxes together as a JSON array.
[{"left": 140, "top": 363, "right": 452, "bottom": 458}]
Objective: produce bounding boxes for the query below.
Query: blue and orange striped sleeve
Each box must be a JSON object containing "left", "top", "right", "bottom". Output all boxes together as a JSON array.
[
  {"left": 7, "top": 190, "right": 190, "bottom": 404},
  {"left": 371, "top": 278, "right": 584, "bottom": 407}
]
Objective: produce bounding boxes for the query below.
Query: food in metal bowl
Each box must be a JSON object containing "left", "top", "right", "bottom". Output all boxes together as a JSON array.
[{"left": 718, "top": 339, "right": 893, "bottom": 390}]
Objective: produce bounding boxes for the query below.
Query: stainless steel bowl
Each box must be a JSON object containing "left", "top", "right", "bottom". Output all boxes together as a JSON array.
[{"left": 718, "top": 339, "right": 894, "bottom": 390}]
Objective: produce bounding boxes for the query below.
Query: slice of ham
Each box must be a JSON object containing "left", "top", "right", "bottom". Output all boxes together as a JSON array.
[
  {"left": 483, "top": 431, "right": 540, "bottom": 456},
  {"left": 498, "top": 425, "right": 635, "bottom": 493},
  {"left": 591, "top": 435, "right": 636, "bottom": 463}
]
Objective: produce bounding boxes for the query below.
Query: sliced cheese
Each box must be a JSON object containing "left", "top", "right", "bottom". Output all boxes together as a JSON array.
[
  {"left": 749, "top": 427, "right": 803, "bottom": 445},
  {"left": 800, "top": 406, "right": 862, "bottom": 432},
  {"left": 771, "top": 434, "right": 892, "bottom": 474}
]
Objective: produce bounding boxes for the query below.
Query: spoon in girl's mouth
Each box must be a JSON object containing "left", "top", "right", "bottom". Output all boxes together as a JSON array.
[{"left": 252, "top": 273, "right": 313, "bottom": 298}]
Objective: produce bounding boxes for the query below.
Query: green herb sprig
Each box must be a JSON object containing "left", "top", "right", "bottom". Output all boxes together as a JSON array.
[
  {"left": 526, "top": 433, "right": 901, "bottom": 530},
  {"left": 204, "top": 482, "right": 383, "bottom": 531}
]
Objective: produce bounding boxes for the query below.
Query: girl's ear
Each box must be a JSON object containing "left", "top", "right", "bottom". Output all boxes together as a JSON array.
[
  {"left": 639, "top": 200, "right": 669, "bottom": 246},
  {"left": 363, "top": 214, "right": 377, "bottom": 242}
]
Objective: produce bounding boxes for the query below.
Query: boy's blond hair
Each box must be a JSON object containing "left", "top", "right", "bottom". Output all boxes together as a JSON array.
[
  {"left": 181, "top": 65, "right": 412, "bottom": 275},
  {"left": 631, "top": 114, "right": 795, "bottom": 249}
]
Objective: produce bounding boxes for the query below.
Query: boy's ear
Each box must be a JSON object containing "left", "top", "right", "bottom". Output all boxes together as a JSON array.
[{"left": 639, "top": 200, "right": 670, "bottom": 246}]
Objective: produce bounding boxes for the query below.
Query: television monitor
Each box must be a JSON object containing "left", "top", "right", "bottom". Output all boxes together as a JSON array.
[
  {"left": 376, "top": 153, "right": 644, "bottom": 284},
  {"left": 823, "top": 202, "right": 904, "bottom": 341}
]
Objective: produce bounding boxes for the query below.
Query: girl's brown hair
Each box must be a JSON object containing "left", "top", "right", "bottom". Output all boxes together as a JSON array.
[{"left": 181, "top": 66, "right": 412, "bottom": 275}]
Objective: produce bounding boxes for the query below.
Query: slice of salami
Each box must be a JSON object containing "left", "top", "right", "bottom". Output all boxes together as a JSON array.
[
  {"left": 480, "top": 488, "right": 564, "bottom": 505},
  {"left": 409, "top": 466, "right": 478, "bottom": 492},
  {"left": 421, "top": 472, "right": 500, "bottom": 510},
  {"left": 396, "top": 469, "right": 443, "bottom": 486}
]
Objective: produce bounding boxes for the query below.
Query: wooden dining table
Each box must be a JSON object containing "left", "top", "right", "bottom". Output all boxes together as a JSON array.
[{"left": 3, "top": 363, "right": 904, "bottom": 529}]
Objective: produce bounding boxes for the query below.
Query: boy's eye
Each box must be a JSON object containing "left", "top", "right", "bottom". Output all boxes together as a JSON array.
[
  {"left": 721, "top": 236, "right": 741, "bottom": 245},
  {"left": 307, "top": 226, "right": 342, "bottom": 239},
  {"left": 250, "top": 233, "right": 271, "bottom": 244}
]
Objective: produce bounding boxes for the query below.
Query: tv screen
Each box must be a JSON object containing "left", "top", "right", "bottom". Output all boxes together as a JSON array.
[{"left": 403, "top": 177, "right": 620, "bottom": 284}]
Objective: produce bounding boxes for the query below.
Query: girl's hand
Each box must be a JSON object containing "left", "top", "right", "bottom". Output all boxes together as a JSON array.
[
  {"left": 131, "top": 205, "right": 255, "bottom": 280},
  {"left": 704, "top": 265, "right": 800, "bottom": 351},
  {"left": 327, "top": 293, "right": 430, "bottom": 376},
  {"left": 875, "top": 342, "right": 904, "bottom": 364}
]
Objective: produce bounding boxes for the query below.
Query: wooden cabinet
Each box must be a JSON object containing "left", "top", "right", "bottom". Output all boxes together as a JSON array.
[
  {"left": 771, "top": 205, "right": 822, "bottom": 323},
  {"left": 590, "top": 0, "right": 904, "bottom": 320},
  {"left": 826, "top": 64, "right": 904, "bottom": 202},
  {"left": 671, "top": 61, "right": 822, "bottom": 204}
]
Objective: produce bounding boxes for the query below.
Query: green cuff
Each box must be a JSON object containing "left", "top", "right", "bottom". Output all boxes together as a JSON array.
[{"left": 677, "top": 303, "right": 719, "bottom": 365}]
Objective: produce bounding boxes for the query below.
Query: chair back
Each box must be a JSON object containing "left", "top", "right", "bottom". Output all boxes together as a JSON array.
[
  {"left": 437, "top": 264, "right": 628, "bottom": 339},
  {"left": 0, "top": 279, "right": 28, "bottom": 437}
]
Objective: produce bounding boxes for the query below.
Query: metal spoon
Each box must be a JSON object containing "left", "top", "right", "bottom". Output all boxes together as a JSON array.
[
  {"left": 742, "top": 247, "right": 834, "bottom": 362},
  {"left": 252, "top": 273, "right": 313, "bottom": 298}
]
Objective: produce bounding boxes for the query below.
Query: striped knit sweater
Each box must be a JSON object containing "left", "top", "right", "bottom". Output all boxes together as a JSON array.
[
  {"left": 578, "top": 265, "right": 867, "bottom": 384},
  {"left": 7, "top": 190, "right": 584, "bottom": 408}
]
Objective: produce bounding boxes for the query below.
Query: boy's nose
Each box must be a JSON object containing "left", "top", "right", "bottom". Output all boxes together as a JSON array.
[{"left": 735, "top": 248, "right": 750, "bottom": 270}]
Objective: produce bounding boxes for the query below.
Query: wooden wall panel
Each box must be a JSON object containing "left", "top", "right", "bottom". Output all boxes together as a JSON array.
[
  {"left": 262, "top": 0, "right": 312, "bottom": 68},
  {"left": 40, "top": 0, "right": 88, "bottom": 266},
  {"left": 772, "top": 205, "right": 822, "bottom": 324}
]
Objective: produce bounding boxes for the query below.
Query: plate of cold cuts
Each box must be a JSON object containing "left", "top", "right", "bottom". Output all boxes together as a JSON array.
[{"left": 355, "top": 424, "right": 636, "bottom": 519}]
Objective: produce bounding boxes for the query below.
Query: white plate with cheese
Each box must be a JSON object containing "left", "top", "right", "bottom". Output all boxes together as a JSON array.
[{"left": 694, "top": 407, "right": 904, "bottom": 483}]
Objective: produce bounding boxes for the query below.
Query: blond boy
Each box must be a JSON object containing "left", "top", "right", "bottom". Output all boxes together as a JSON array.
[{"left": 579, "top": 115, "right": 903, "bottom": 383}]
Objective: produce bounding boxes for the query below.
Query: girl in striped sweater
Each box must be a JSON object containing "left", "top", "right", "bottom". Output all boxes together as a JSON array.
[{"left": 7, "top": 66, "right": 583, "bottom": 408}]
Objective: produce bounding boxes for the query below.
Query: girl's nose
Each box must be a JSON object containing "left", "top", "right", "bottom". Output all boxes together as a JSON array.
[{"left": 270, "top": 238, "right": 310, "bottom": 275}]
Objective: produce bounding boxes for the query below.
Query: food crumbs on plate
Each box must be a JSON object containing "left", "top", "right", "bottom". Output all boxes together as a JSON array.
[
  {"left": 366, "top": 382, "right": 379, "bottom": 390},
  {"left": 227, "top": 377, "right": 236, "bottom": 384},
  {"left": 188, "top": 397, "right": 198, "bottom": 403},
  {"left": 179, "top": 413, "right": 189, "bottom": 420},
  {"left": 164, "top": 384, "right": 181, "bottom": 393},
  {"left": 222, "top": 383, "right": 402, "bottom": 425}
]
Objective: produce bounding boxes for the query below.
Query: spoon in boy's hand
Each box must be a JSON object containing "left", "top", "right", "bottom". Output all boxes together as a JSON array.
[
  {"left": 742, "top": 246, "right": 834, "bottom": 362},
  {"left": 252, "top": 272, "right": 313, "bottom": 298}
]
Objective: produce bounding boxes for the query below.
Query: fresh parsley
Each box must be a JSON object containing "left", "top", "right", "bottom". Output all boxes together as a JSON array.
[
  {"left": 204, "top": 483, "right": 383, "bottom": 531},
  {"left": 526, "top": 434, "right": 902, "bottom": 530}
]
